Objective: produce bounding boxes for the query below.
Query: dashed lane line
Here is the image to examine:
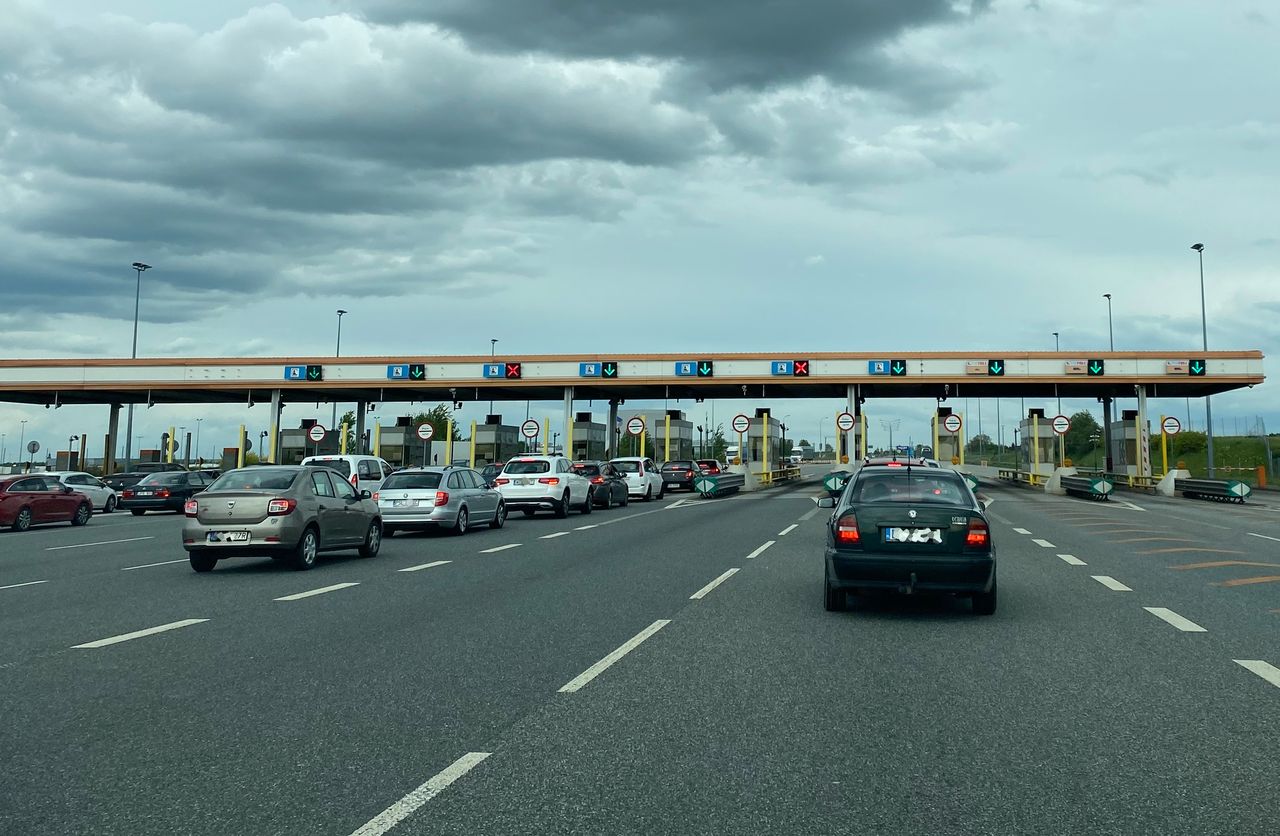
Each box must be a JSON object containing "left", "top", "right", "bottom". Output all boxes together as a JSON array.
[
  {"left": 778, "top": 524, "right": 798, "bottom": 537},
  {"left": 1032, "top": 538, "right": 1056, "bottom": 548},
  {"left": 46, "top": 536, "right": 155, "bottom": 551},
  {"left": 1143, "top": 607, "right": 1207, "bottom": 633},
  {"left": 121, "top": 558, "right": 188, "bottom": 571},
  {"left": 348, "top": 752, "right": 492, "bottom": 836},
  {"left": 746, "top": 541, "right": 775, "bottom": 560},
  {"left": 72, "top": 618, "right": 209, "bottom": 649},
  {"left": 0, "top": 579, "right": 49, "bottom": 591},
  {"left": 558, "top": 619, "right": 671, "bottom": 693},
  {"left": 274, "top": 583, "right": 360, "bottom": 602},
  {"left": 539, "top": 531, "right": 570, "bottom": 540},
  {"left": 1233, "top": 660, "right": 1280, "bottom": 690},
  {"left": 1012, "top": 528, "right": 1032, "bottom": 535},
  {"left": 1058, "top": 554, "right": 1087, "bottom": 566},
  {"left": 399, "top": 561, "right": 452, "bottom": 573},
  {"left": 1091, "top": 575, "right": 1133, "bottom": 592},
  {"left": 799, "top": 507, "right": 822, "bottom": 521},
  {"left": 690, "top": 568, "right": 740, "bottom": 600},
  {"left": 480, "top": 544, "right": 521, "bottom": 554},
  {"left": 1248, "top": 532, "right": 1280, "bottom": 543}
]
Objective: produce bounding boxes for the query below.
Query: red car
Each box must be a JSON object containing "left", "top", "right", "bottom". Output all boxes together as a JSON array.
[{"left": 0, "top": 474, "right": 93, "bottom": 531}]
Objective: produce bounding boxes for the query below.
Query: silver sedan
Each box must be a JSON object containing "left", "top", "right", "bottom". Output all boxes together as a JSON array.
[{"left": 181, "top": 465, "right": 382, "bottom": 572}]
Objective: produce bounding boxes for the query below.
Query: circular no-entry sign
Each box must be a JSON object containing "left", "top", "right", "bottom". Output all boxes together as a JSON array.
[
  {"left": 731, "top": 414, "right": 751, "bottom": 434},
  {"left": 520, "top": 419, "right": 540, "bottom": 439},
  {"left": 626, "top": 416, "right": 646, "bottom": 437},
  {"left": 1051, "top": 415, "right": 1071, "bottom": 435},
  {"left": 27, "top": 440, "right": 40, "bottom": 454},
  {"left": 307, "top": 424, "right": 326, "bottom": 443},
  {"left": 416, "top": 422, "right": 435, "bottom": 441},
  {"left": 1162, "top": 416, "right": 1182, "bottom": 436},
  {"left": 835, "top": 411, "right": 856, "bottom": 432},
  {"left": 941, "top": 414, "right": 963, "bottom": 434}
]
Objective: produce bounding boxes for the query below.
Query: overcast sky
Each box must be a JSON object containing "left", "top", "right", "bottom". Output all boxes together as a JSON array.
[{"left": 1, "top": 0, "right": 1276, "bottom": 463}]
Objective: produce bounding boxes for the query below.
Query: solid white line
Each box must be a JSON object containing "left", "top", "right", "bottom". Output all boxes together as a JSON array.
[
  {"left": 0, "top": 579, "right": 49, "bottom": 591},
  {"left": 274, "top": 582, "right": 360, "bottom": 602},
  {"left": 73, "top": 618, "right": 208, "bottom": 649},
  {"left": 121, "top": 558, "right": 188, "bottom": 571},
  {"left": 778, "top": 524, "right": 799, "bottom": 537},
  {"left": 558, "top": 619, "right": 671, "bottom": 693},
  {"left": 399, "top": 560, "right": 452, "bottom": 573},
  {"left": 348, "top": 752, "right": 492, "bottom": 836},
  {"left": 46, "top": 536, "right": 155, "bottom": 552},
  {"left": 746, "top": 541, "right": 775, "bottom": 560},
  {"left": 1143, "top": 607, "right": 1207, "bottom": 632},
  {"left": 1248, "top": 532, "right": 1280, "bottom": 543},
  {"left": 1058, "top": 554, "right": 1087, "bottom": 566},
  {"left": 1091, "top": 575, "right": 1132, "bottom": 592},
  {"left": 1013, "top": 528, "right": 1032, "bottom": 535},
  {"left": 480, "top": 543, "right": 521, "bottom": 553},
  {"left": 1032, "top": 538, "right": 1056, "bottom": 548},
  {"left": 690, "top": 568, "right": 740, "bottom": 600},
  {"left": 574, "top": 524, "right": 599, "bottom": 531},
  {"left": 539, "top": 531, "right": 570, "bottom": 539},
  {"left": 1234, "top": 660, "right": 1280, "bottom": 690}
]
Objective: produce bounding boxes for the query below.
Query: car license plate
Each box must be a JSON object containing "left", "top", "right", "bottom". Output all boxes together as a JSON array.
[
  {"left": 392, "top": 499, "right": 417, "bottom": 507},
  {"left": 516, "top": 478, "right": 532, "bottom": 486},
  {"left": 207, "top": 531, "right": 250, "bottom": 543},
  {"left": 884, "top": 527, "right": 943, "bottom": 544},
  {"left": 136, "top": 490, "right": 153, "bottom": 495}
]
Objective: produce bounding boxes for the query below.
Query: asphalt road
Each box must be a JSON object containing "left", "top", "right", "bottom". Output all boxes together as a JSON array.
[{"left": 1, "top": 468, "right": 1275, "bottom": 835}]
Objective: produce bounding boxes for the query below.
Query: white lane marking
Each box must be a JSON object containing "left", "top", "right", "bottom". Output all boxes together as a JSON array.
[
  {"left": 1248, "top": 532, "right": 1280, "bottom": 543},
  {"left": 1058, "top": 554, "right": 1087, "bottom": 566},
  {"left": 1013, "top": 528, "right": 1032, "bottom": 535},
  {"left": 982, "top": 496, "right": 996, "bottom": 508},
  {"left": 778, "top": 524, "right": 799, "bottom": 537},
  {"left": 1234, "top": 660, "right": 1280, "bottom": 690},
  {"left": 799, "top": 507, "right": 821, "bottom": 521},
  {"left": 1143, "top": 607, "right": 1207, "bottom": 632},
  {"left": 746, "top": 541, "right": 775, "bottom": 560},
  {"left": 0, "top": 579, "right": 49, "bottom": 591},
  {"left": 274, "top": 582, "right": 360, "bottom": 602},
  {"left": 690, "top": 568, "right": 740, "bottom": 600},
  {"left": 1114, "top": 499, "right": 1147, "bottom": 512},
  {"left": 666, "top": 498, "right": 691, "bottom": 509},
  {"left": 121, "top": 558, "right": 188, "bottom": 571},
  {"left": 574, "top": 524, "right": 599, "bottom": 531},
  {"left": 597, "top": 508, "right": 666, "bottom": 526},
  {"left": 399, "top": 561, "right": 452, "bottom": 573},
  {"left": 539, "top": 531, "right": 570, "bottom": 540},
  {"left": 348, "top": 751, "right": 492, "bottom": 836},
  {"left": 1032, "top": 538, "right": 1056, "bottom": 548},
  {"left": 558, "top": 619, "right": 671, "bottom": 693},
  {"left": 1092, "top": 575, "right": 1133, "bottom": 592},
  {"left": 46, "top": 536, "right": 155, "bottom": 552},
  {"left": 480, "top": 544, "right": 521, "bottom": 553},
  {"left": 73, "top": 618, "right": 208, "bottom": 649}
]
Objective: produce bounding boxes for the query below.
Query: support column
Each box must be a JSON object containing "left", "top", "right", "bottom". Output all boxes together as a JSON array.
[
  {"left": 105, "top": 404, "right": 121, "bottom": 474},
  {"left": 563, "top": 387, "right": 574, "bottom": 460},
  {"left": 1102, "top": 397, "right": 1114, "bottom": 473},
  {"left": 607, "top": 400, "right": 620, "bottom": 458},
  {"left": 269, "top": 389, "right": 283, "bottom": 464},
  {"left": 1135, "top": 385, "right": 1152, "bottom": 479},
  {"left": 847, "top": 384, "right": 858, "bottom": 465},
  {"left": 355, "top": 402, "right": 367, "bottom": 455}
]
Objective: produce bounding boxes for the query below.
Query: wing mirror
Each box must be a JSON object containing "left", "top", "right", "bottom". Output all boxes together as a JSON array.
[
  {"left": 360, "top": 489, "right": 372, "bottom": 499},
  {"left": 815, "top": 496, "right": 836, "bottom": 508}
]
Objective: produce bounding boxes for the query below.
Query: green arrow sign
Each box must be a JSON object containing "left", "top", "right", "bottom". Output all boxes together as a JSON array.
[
  {"left": 890, "top": 361, "right": 907, "bottom": 376},
  {"left": 1189, "top": 359, "right": 1205, "bottom": 376},
  {"left": 823, "top": 473, "right": 848, "bottom": 492},
  {"left": 987, "top": 359, "right": 1004, "bottom": 376},
  {"left": 306, "top": 364, "right": 324, "bottom": 381},
  {"left": 697, "top": 361, "right": 714, "bottom": 377},
  {"left": 602, "top": 361, "right": 618, "bottom": 378},
  {"left": 409, "top": 364, "right": 425, "bottom": 379},
  {"left": 694, "top": 477, "right": 715, "bottom": 493},
  {"left": 1087, "top": 359, "right": 1105, "bottom": 376}
]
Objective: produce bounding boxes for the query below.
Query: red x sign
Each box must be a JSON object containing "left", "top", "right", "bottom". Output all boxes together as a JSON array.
[
  {"left": 505, "top": 363, "right": 522, "bottom": 379},
  {"left": 793, "top": 359, "right": 810, "bottom": 377}
]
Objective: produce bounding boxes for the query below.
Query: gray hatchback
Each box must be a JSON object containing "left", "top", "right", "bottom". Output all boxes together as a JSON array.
[
  {"left": 181, "top": 466, "right": 382, "bottom": 572},
  {"left": 377, "top": 466, "right": 505, "bottom": 536}
]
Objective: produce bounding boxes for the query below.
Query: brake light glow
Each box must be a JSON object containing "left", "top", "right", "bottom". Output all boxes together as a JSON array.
[
  {"left": 538, "top": 477, "right": 560, "bottom": 485},
  {"left": 590, "top": 476, "right": 605, "bottom": 484},
  {"left": 372, "top": 491, "right": 380, "bottom": 501},
  {"left": 495, "top": 478, "right": 510, "bottom": 485},
  {"left": 966, "top": 518, "right": 990, "bottom": 548},
  {"left": 122, "top": 489, "right": 134, "bottom": 499},
  {"left": 434, "top": 491, "right": 449, "bottom": 507},
  {"left": 267, "top": 498, "right": 297, "bottom": 515},
  {"left": 886, "top": 462, "right": 903, "bottom": 468},
  {"left": 184, "top": 500, "right": 198, "bottom": 517},
  {"left": 156, "top": 488, "right": 171, "bottom": 498},
  {"left": 686, "top": 470, "right": 694, "bottom": 478},
  {"left": 835, "top": 513, "right": 860, "bottom": 544}
]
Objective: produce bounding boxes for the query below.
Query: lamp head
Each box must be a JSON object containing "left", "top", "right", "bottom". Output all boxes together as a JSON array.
[
  {"left": 131, "top": 262, "right": 151, "bottom": 271},
  {"left": 1191, "top": 243, "right": 1204, "bottom": 252}
]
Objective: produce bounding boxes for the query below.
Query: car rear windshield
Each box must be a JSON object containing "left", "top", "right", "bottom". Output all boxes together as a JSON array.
[
  {"left": 139, "top": 473, "right": 189, "bottom": 486},
  {"left": 611, "top": 461, "right": 640, "bottom": 473},
  {"left": 304, "top": 459, "right": 351, "bottom": 477},
  {"left": 209, "top": 470, "right": 300, "bottom": 492},
  {"left": 851, "top": 472, "right": 968, "bottom": 505},
  {"left": 504, "top": 460, "right": 551, "bottom": 474},
  {"left": 663, "top": 461, "right": 694, "bottom": 469},
  {"left": 381, "top": 473, "right": 443, "bottom": 490},
  {"left": 572, "top": 464, "right": 601, "bottom": 476}
]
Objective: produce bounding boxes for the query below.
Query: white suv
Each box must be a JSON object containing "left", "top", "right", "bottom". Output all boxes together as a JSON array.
[
  {"left": 300, "top": 454, "right": 394, "bottom": 496},
  {"left": 495, "top": 456, "right": 592, "bottom": 518},
  {"left": 609, "top": 457, "right": 665, "bottom": 501}
]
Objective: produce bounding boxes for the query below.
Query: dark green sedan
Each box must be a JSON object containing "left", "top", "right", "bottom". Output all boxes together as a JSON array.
[{"left": 816, "top": 464, "right": 996, "bottom": 615}]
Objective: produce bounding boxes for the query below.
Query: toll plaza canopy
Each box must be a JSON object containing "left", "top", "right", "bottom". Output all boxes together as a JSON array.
[{"left": 0, "top": 351, "right": 1264, "bottom": 406}]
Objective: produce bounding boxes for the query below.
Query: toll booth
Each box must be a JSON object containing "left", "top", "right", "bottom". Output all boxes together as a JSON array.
[
  {"left": 376, "top": 419, "right": 438, "bottom": 468},
  {"left": 1108, "top": 409, "right": 1150, "bottom": 476},
  {"left": 571, "top": 413, "right": 607, "bottom": 461},
  {"left": 623, "top": 410, "right": 694, "bottom": 461},
  {"left": 473, "top": 416, "right": 522, "bottom": 465},
  {"left": 55, "top": 451, "right": 80, "bottom": 470},
  {"left": 746, "top": 409, "right": 786, "bottom": 466},
  {"left": 931, "top": 408, "right": 964, "bottom": 465},
  {"left": 1018, "top": 409, "right": 1057, "bottom": 476},
  {"left": 220, "top": 447, "right": 241, "bottom": 470}
]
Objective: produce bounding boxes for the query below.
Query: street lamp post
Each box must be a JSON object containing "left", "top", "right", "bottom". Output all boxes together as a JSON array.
[
  {"left": 123, "top": 262, "right": 152, "bottom": 473},
  {"left": 331, "top": 309, "right": 347, "bottom": 431},
  {"left": 195, "top": 418, "right": 203, "bottom": 462},
  {"left": 68, "top": 434, "right": 80, "bottom": 469},
  {"left": 19, "top": 419, "right": 28, "bottom": 465},
  {"left": 1102, "top": 294, "right": 1114, "bottom": 350},
  {"left": 1101, "top": 293, "right": 1115, "bottom": 472},
  {"left": 489, "top": 338, "right": 498, "bottom": 417},
  {"left": 1191, "top": 243, "right": 1215, "bottom": 477},
  {"left": 1053, "top": 332, "right": 1062, "bottom": 416}
]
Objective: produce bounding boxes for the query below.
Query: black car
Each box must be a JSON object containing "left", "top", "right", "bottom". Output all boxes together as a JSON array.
[
  {"left": 119, "top": 471, "right": 213, "bottom": 515},
  {"left": 816, "top": 463, "right": 996, "bottom": 615},
  {"left": 103, "top": 472, "right": 147, "bottom": 492},
  {"left": 660, "top": 460, "right": 699, "bottom": 491},
  {"left": 571, "top": 461, "right": 630, "bottom": 509}
]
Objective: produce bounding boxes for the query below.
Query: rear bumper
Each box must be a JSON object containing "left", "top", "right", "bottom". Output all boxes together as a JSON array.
[
  {"left": 120, "top": 498, "right": 183, "bottom": 511},
  {"left": 826, "top": 549, "right": 995, "bottom": 593},
  {"left": 379, "top": 507, "right": 452, "bottom": 527},
  {"left": 503, "top": 496, "right": 561, "bottom": 510}
]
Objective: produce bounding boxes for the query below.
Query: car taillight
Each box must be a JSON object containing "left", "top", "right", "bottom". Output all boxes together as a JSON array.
[
  {"left": 184, "top": 500, "right": 198, "bottom": 517},
  {"left": 350, "top": 473, "right": 359, "bottom": 488},
  {"left": 686, "top": 470, "right": 694, "bottom": 478},
  {"left": 966, "top": 518, "right": 990, "bottom": 549},
  {"left": 538, "top": 477, "right": 560, "bottom": 485},
  {"left": 267, "top": 498, "right": 297, "bottom": 515},
  {"left": 372, "top": 491, "right": 380, "bottom": 501},
  {"left": 835, "top": 513, "right": 860, "bottom": 545},
  {"left": 590, "top": 476, "right": 605, "bottom": 484},
  {"left": 495, "top": 478, "right": 509, "bottom": 485},
  {"left": 434, "top": 491, "right": 449, "bottom": 507},
  {"left": 122, "top": 489, "right": 134, "bottom": 498},
  {"left": 156, "top": 488, "right": 171, "bottom": 498}
]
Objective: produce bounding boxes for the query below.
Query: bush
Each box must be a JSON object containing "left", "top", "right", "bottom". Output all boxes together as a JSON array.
[{"left": 1172, "top": 431, "right": 1207, "bottom": 455}]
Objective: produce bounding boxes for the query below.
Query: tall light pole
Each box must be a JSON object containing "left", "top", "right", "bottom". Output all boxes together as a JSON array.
[
  {"left": 880, "top": 418, "right": 901, "bottom": 453},
  {"left": 195, "top": 418, "right": 203, "bottom": 461},
  {"left": 1102, "top": 294, "right": 1114, "bottom": 350},
  {"left": 331, "top": 309, "right": 347, "bottom": 430},
  {"left": 1053, "top": 331, "right": 1060, "bottom": 351},
  {"left": 1052, "top": 332, "right": 1062, "bottom": 415},
  {"left": 20, "top": 419, "right": 28, "bottom": 463},
  {"left": 1102, "top": 293, "right": 1115, "bottom": 472},
  {"left": 1192, "top": 243, "right": 1215, "bottom": 476},
  {"left": 489, "top": 338, "right": 498, "bottom": 417},
  {"left": 123, "top": 262, "right": 151, "bottom": 473},
  {"left": 68, "top": 434, "right": 80, "bottom": 469}
]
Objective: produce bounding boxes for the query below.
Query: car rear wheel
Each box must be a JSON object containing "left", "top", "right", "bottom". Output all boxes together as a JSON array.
[
  {"left": 657, "top": 484, "right": 665, "bottom": 500},
  {"left": 490, "top": 503, "right": 506, "bottom": 529},
  {"left": 131, "top": 509, "right": 146, "bottom": 516},
  {"left": 72, "top": 503, "right": 91, "bottom": 526},
  {"left": 579, "top": 491, "right": 593, "bottom": 515},
  {"left": 619, "top": 490, "right": 629, "bottom": 507},
  {"left": 292, "top": 526, "right": 319, "bottom": 570},
  {"left": 190, "top": 553, "right": 217, "bottom": 573},
  {"left": 453, "top": 508, "right": 469, "bottom": 536},
  {"left": 643, "top": 485, "right": 652, "bottom": 502},
  {"left": 554, "top": 492, "right": 569, "bottom": 518},
  {"left": 600, "top": 489, "right": 612, "bottom": 510},
  {"left": 972, "top": 577, "right": 997, "bottom": 616},
  {"left": 824, "top": 569, "right": 846, "bottom": 612},
  {"left": 358, "top": 521, "right": 382, "bottom": 558},
  {"left": 12, "top": 507, "right": 32, "bottom": 532},
  {"left": 104, "top": 496, "right": 117, "bottom": 514}
]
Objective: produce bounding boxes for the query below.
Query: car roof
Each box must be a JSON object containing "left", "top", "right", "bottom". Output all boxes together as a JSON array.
[{"left": 390, "top": 466, "right": 472, "bottom": 473}]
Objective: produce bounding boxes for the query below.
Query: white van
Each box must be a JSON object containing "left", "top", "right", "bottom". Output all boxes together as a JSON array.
[{"left": 300, "top": 454, "right": 394, "bottom": 496}]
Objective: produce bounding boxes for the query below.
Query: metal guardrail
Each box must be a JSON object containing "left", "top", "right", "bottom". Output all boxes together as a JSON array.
[
  {"left": 997, "top": 468, "right": 1037, "bottom": 485},
  {"left": 1060, "top": 474, "right": 1113, "bottom": 501},
  {"left": 757, "top": 466, "right": 802, "bottom": 486},
  {"left": 1174, "top": 477, "right": 1252, "bottom": 503},
  {"left": 693, "top": 472, "right": 746, "bottom": 498}
]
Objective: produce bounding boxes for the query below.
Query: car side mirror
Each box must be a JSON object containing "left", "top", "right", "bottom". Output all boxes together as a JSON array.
[
  {"left": 63, "top": 486, "right": 75, "bottom": 494},
  {"left": 360, "top": 490, "right": 372, "bottom": 499},
  {"left": 816, "top": 496, "right": 836, "bottom": 508}
]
